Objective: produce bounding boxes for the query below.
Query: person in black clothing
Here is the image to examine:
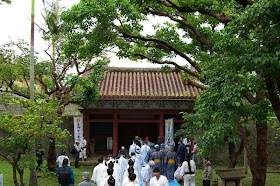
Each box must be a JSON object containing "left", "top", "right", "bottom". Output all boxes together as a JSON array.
[
  {"left": 36, "top": 143, "right": 45, "bottom": 170},
  {"left": 73, "top": 141, "right": 81, "bottom": 168},
  {"left": 177, "top": 140, "right": 187, "bottom": 164}
]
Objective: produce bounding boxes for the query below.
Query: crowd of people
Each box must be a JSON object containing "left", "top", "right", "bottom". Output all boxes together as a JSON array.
[{"left": 55, "top": 136, "right": 212, "bottom": 186}]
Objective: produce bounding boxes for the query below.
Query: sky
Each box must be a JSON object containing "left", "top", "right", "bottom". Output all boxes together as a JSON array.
[{"left": 0, "top": 0, "right": 186, "bottom": 68}]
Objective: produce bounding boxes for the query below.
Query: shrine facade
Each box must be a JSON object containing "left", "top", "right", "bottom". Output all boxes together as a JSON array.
[{"left": 82, "top": 67, "right": 201, "bottom": 155}]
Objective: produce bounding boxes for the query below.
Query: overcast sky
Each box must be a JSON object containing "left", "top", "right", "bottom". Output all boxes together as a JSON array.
[{"left": 0, "top": 0, "right": 186, "bottom": 68}]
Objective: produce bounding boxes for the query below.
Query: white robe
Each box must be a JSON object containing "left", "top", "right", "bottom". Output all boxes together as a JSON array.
[
  {"left": 79, "top": 139, "right": 87, "bottom": 159},
  {"left": 174, "top": 166, "right": 182, "bottom": 181},
  {"left": 56, "top": 155, "right": 70, "bottom": 167},
  {"left": 91, "top": 163, "right": 108, "bottom": 186},
  {"left": 118, "top": 156, "right": 128, "bottom": 182},
  {"left": 140, "top": 145, "right": 150, "bottom": 164},
  {"left": 113, "top": 163, "right": 122, "bottom": 186},
  {"left": 180, "top": 160, "right": 196, "bottom": 186},
  {"left": 141, "top": 164, "right": 153, "bottom": 186},
  {"left": 123, "top": 180, "right": 140, "bottom": 186},
  {"left": 106, "top": 158, "right": 114, "bottom": 165},
  {"left": 123, "top": 170, "right": 140, "bottom": 185},
  {"left": 134, "top": 154, "right": 144, "bottom": 175},
  {"left": 149, "top": 175, "right": 169, "bottom": 186},
  {"left": 129, "top": 143, "right": 139, "bottom": 156},
  {"left": 150, "top": 175, "right": 169, "bottom": 186}
]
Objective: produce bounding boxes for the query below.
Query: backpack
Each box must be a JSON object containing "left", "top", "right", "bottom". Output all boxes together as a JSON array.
[
  {"left": 58, "top": 167, "right": 70, "bottom": 184},
  {"left": 70, "top": 146, "right": 76, "bottom": 155}
]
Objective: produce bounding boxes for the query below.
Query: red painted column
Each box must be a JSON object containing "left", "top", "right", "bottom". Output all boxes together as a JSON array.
[
  {"left": 159, "top": 113, "right": 164, "bottom": 141},
  {"left": 83, "top": 109, "right": 89, "bottom": 156},
  {"left": 113, "top": 112, "right": 118, "bottom": 155}
]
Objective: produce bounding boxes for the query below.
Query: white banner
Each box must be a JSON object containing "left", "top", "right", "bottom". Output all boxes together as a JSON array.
[
  {"left": 165, "top": 118, "right": 174, "bottom": 149},
  {"left": 74, "top": 117, "right": 83, "bottom": 142}
]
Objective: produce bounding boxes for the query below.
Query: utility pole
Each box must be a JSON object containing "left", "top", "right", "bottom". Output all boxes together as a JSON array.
[
  {"left": 29, "top": 0, "right": 38, "bottom": 185},
  {"left": 30, "top": 0, "right": 35, "bottom": 101}
]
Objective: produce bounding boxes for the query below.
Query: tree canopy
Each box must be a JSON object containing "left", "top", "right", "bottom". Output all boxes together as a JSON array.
[{"left": 61, "top": 0, "right": 280, "bottom": 185}]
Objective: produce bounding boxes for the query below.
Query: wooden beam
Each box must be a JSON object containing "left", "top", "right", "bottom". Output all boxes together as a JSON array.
[
  {"left": 159, "top": 112, "right": 164, "bottom": 141},
  {"left": 88, "top": 119, "right": 113, "bottom": 123},
  {"left": 87, "top": 109, "right": 191, "bottom": 114},
  {"left": 83, "top": 109, "right": 89, "bottom": 156},
  {"left": 118, "top": 119, "right": 160, "bottom": 123},
  {"left": 113, "top": 111, "right": 118, "bottom": 155}
]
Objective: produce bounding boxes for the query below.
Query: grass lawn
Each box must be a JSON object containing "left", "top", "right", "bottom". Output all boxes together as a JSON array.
[{"left": 0, "top": 160, "right": 279, "bottom": 186}]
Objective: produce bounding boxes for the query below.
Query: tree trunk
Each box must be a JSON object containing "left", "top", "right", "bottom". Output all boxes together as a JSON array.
[
  {"left": 17, "top": 168, "right": 25, "bottom": 186},
  {"left": 235, "top": 119, "right": 267, "bottom": 186},
  {"left": 251, "top": 122, "right": 267, "bottom": 186},
  {"left": 47, "top": 109, "right": 64, "bottom": 171},
  {"left": 47, "top": 137, "right": 57, "bottom": 171},
  {"left": 264, "top": 76, "right": 280, "bottom": 122},
  {"left": 12, "top": 165, "right": 19, "bottom": 186},
  {"left": 227, "top": 141, "right": 244, "bottom": 168}
]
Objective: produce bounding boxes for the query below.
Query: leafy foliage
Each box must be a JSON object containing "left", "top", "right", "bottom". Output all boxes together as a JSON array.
[
  {"left": 0, "top": 0, "right": 11, "bottom": 4},
  {"left": 0, "top": 93, "right": 69, "bottom": 185},
  {"left": 62, "top": 0, "right": 280, "bottom": 182}
]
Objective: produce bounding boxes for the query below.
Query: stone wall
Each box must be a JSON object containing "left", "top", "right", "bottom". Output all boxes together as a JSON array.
[{"left": 209, "top": 125, "right": 280, "bottom": 167}]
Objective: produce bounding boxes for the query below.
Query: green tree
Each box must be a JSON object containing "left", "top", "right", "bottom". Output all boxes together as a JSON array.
[
  {"left": 0, "top": 38, "right": 106, "bottom": 171},
  {"left": 0, "top": 93, "right": 69, "bottom": 186},
  {"left": 61, "top": 0, "right": 280, "bottom": 185},
  {"left": 0, "top": 0, "right": 11, "bottom": 4}
]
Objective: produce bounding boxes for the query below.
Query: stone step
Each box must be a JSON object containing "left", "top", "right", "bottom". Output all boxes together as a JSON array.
[{"left": 79, "top": 161, "right": 98, "bottom": 166}]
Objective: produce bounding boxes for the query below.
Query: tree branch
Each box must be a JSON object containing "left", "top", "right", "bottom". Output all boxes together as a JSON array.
[
  {"left": 158, "top": 0, "right": 232, "bottom": 24},
  {"left": 120, "top": 31, "right": 202, "bottom": 73},
  {"left": 235, "top": 0, "right": 254, "bottom": 8},
  {"left": 35, "top": 75, "right": 49, "bottom": 94},
  {"left": 135, "top": 53, "right": 205, "bottom": 83},
  {"left": 264, "top": 76, "right": 280, "bottom": 122},
  {"left": 245, "top": 91, "right": 264, "bottom": 105},
  {"left": 147, "top": 8, "right": 213, "bottom": 50}
]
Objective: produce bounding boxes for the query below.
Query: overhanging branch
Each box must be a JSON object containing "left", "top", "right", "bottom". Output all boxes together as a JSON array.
[
  {"left": 135, "top": 53, "right": 205, "bottom": 83},
  {"left": 158, "top": 0, "right": 232, "bottom": 24},
  {"left": 120, "top": 31, "right": 201, "bottom": 73}
]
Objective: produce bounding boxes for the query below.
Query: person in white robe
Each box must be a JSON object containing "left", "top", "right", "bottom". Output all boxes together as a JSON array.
[
  {"left": 180, "top": 155, "right": 196, "bottom": 186},
  {"left": 129, "top": 140, "right": 140, "bottom": 156},
  {"left": 56, "top": 151, "right": 70, "bottom": 167},
  {"left": 140, "top": 141, "right": 150, "bottom": 166},
  {"left": 149, "top": 167, "right": 168, "bottom": 186},
  {"left": 118, "top": 155, "right": 128, "bottom": 182},
  {"left": 141, "top": 161, "right": 155, "bottom": 186},
  {"left": 79, "top": 137, "right": 87, "bottom": 160},
  {"left": 101, "top": 168, "right": 115, "bottom": 186},
  {"left": 106, "top": 154, "right": 115, "bottom": 165},
  {"left": 92, "top": 156, "right": 108, "bottom": 186},
  {"left": 123, "top": 166, "right": 140, "bottom": 185},
  {"left": 123, "top": 173, "right": 140, "bottom": 186},
  {"left": 135, "top": 148, "right": 144, "bottom": 174},
  {"left": 174, "top": 164, "right": 182, "bottom": 181},
  {"left": 113, "top": 161, "right": 122, "bottom": 186}
]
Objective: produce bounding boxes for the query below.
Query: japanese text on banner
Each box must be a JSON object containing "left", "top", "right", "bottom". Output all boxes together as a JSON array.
[
  {"left": 74, "top": 117, "right": 83, "bottom": 142},
  {"left": 165, "top": 118, "right": 174, "bottom": 149}
]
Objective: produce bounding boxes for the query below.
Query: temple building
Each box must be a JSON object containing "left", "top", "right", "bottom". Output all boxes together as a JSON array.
[{"left": 82, "top": 67, "right": 201, "bottom": 155}]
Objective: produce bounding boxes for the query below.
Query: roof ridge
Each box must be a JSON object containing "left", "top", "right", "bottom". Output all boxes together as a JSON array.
[{"left": 102, "top": 66, "right": 178, "bottom": 72}]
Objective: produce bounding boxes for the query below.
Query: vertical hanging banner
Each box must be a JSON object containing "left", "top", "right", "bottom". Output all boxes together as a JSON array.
[
  {"left": 165, "top": 118, "right": 174, "bottom": 148},
  {"left": 74, "top": 117, "right": 83, "bottom": 142}
]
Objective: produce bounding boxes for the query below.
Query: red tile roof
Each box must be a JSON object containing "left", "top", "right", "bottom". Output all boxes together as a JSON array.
[{"left": 86, "top": 67, "right": 202, "bottom": 99}]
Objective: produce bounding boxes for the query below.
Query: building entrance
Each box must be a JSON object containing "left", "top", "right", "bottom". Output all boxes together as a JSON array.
[{"left": 118, "top": 123, "right": 158, "bottom": 150}]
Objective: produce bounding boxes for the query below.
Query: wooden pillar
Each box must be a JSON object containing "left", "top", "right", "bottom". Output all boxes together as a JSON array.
[
  {"left": 159, "top": 113, "right": 164, "bottom": 141},
  {"left": 83, "top": 109, "right": 89, "bottom": 156},
  {"left": 113, "top": 112, "right": 118, "bottom": 155}
]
